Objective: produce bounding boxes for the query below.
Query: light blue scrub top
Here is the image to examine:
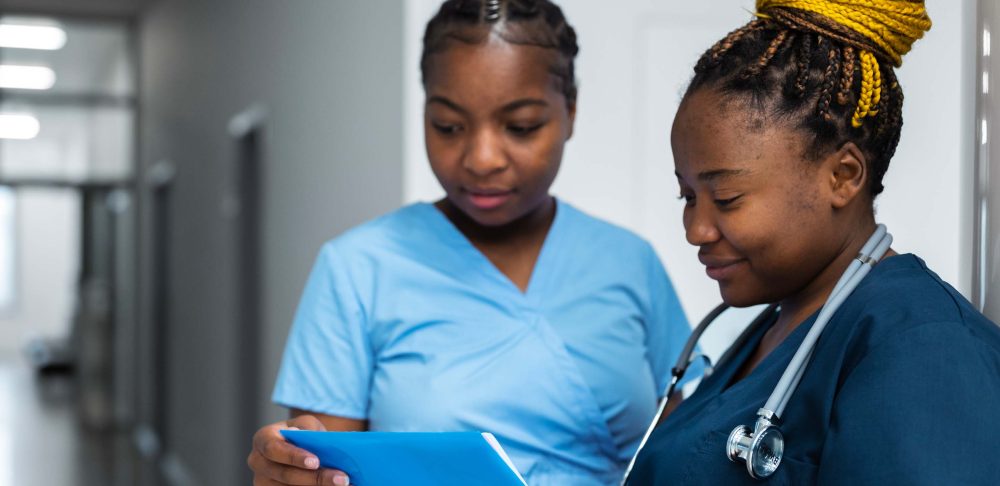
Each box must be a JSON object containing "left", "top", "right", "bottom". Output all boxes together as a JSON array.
[{"left": 273, "top": 200, "right": 698, "bottom": 485}]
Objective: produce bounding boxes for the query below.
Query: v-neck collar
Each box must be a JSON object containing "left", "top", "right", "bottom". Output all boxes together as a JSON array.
[
  {"left": 716, "top": 310, "right": 819, "bottom": 395},
  {"left": 418, "top": 198, "right": 566, "bottom": 300}
]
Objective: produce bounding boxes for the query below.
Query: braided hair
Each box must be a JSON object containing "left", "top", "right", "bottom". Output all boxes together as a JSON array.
[
  {"left": 686, "top": 0, "right": 931, "bottom": 196},
  {"left": 420, "top": 0, "right": 580, "bottom": 104}
]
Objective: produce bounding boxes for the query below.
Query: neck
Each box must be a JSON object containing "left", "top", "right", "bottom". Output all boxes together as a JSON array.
[
  {"left": 773, "top": 217, "right": 885, "bottom": 339},
  {"left": 435, "top": 196, "right": 556, "bottom": 245}
]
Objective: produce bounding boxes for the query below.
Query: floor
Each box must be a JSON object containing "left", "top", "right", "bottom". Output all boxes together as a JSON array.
[{"left": 0, "top": 352, "right": 139, "bottom": 486}]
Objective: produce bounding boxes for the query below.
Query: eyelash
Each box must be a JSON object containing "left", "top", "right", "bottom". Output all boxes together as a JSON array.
[
  {"left": 432, "top": 122, "right": 462, "bottom": 135},
  {"left": 676, "top": 194, "right": 742, "bottom": 208},
  {"left": 507, "top": 123, "right": 543, "bottom": 136},
  {"left": 430, "top": 123, "right": 542, "bottom": 137},
  {"left": 714, "top": 196, "right": 741, "bottom": 207}
]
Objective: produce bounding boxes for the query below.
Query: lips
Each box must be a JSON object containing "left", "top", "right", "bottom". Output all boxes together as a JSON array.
[
  {"left": 464, "top": 187, "right": 514, "bottom": 211},
  {"left": 699, "top": 253, "right": 747, "bottom": 281}
]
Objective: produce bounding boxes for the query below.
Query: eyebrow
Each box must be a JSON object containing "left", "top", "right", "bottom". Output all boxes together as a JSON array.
[
  {"left": 426, "top": 96, "right": 549, "bottom": 115},
  {"left": 426, "top": 96, "right": 467, "bottom": 115},
  {"left": 501, "top": 98, "right": 548, "bottom": 112},
  {"left": 674, "top": 168, "right": 753, "bottom": 182}
]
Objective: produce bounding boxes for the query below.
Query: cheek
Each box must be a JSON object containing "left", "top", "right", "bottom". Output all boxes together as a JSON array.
[
  {"left": 722, "top": 200, "right": 806, "bottom": 259},
  {"left": 514, "top": 135, "right": 563, "bottom": 185},
  {"left": 425, "top": 138, "right": 462, "bottom": 177},
  {"left": 738, "top": 200, "right": 830, "bottom": 280}
]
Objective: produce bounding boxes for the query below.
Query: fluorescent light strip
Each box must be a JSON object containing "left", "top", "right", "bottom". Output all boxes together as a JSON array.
[
  {"left": 0, "top": 114, "right": 40, "bottom": 140},
  {"left": 0, "top": 65, "right": 55, "bottom": 90},
  {"left": 0, "top": 24, "right": 66, "bottom": 50}
]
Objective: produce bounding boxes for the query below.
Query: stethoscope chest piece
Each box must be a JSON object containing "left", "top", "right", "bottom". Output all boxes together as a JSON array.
[{"left": 726, "top": 411, "right": 784, "bottom": 479}]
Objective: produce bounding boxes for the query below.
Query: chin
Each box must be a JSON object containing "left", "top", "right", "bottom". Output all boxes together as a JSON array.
[
  {"left": 463, "top": 207, "right": 517, "bottom": 227},
  {"left": 718, "top": 283, "right": 769, "bottom": 308}
]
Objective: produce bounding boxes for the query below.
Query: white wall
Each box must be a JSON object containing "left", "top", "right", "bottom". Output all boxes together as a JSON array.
[
  {"left": 0, "top": 189, "right": 79, "bottom": 356},
  {"left": 403, "top": 0, "right": 976, "bottom": 359}
]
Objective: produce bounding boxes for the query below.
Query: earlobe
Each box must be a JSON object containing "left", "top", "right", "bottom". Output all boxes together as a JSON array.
[{"left": 828, "top": 142, "right": 868, "bottom": 209}]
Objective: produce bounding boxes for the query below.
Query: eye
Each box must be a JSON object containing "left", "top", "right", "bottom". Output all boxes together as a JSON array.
[
  {"left": 677, "top": 193, "right": 695, "bottom": 206},
  {"left": 431, "top": 122, "right": 463, "bottom": 135},
  {"left": 507, "top": 123, "right": 543, "bottom": 136},
  {"left": 714, "top": 195, "right": 742, "bottom": 208}
]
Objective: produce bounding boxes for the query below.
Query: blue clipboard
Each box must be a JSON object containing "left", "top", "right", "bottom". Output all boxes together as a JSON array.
[{"left": 281, "top": 430, "right": 527, "bottom": 486}]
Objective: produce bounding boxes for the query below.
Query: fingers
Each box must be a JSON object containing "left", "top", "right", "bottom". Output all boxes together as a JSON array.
[
  {"left": 248, "top": 449, "right": 351, "bottom": 485},
  {"left": 248, "top": 418, "right": 350, "bottom": 486},
  {"left": 251, "top": 470, "right": 348, "bottom": 486},
  {"left": 253, "top": 422, "right": 319, "bottom": 470}
]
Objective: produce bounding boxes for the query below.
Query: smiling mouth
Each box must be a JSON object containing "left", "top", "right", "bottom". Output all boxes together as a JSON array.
[
  {"left": 464, "top": 188, "right": 514, "bottom": 210},
  {"left": 701, "top": 259, "right": 746, "bottom": 281}
]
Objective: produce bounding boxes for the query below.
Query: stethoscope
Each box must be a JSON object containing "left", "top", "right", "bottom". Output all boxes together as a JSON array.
[{"left": 621, "top": 224, "right": 892, "bottom": 484}]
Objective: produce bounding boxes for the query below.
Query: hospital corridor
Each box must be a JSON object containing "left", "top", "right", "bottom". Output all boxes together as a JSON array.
[{"left": 0, "top": 0, "right": 999, "bottom": 485}]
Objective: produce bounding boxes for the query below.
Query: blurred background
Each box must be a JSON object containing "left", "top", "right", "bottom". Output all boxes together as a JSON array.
[{"left": 0, "top": 0, "right": 994, "bottom": 485}]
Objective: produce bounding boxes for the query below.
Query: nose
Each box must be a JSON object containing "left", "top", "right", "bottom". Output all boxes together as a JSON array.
[
  {"left": 463, "top": 128, "right": 508, "bottom": 177},
  {"left": 684, "top": 200, "right": 721, "bottom": 247}
]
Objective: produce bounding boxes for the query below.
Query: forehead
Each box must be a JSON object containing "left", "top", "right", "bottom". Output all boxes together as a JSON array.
[
  {"left": 423, "top": 37, "right": 562, "bottom": 104},
  {"left": 672, "top": 88, "right": 810, "bottom": 179}
]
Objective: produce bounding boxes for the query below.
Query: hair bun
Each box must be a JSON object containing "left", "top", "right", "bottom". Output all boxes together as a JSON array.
[{"left": 756, "top": 0, "right": 931, "bottom": 66}]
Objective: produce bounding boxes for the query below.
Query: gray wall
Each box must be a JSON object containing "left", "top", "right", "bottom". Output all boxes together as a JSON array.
[{"left": 138, "top": 1, "right": 404, "bottom": 484}]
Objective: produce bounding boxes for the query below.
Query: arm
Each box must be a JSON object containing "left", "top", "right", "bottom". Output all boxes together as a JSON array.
[
  {"left": 643, "top": 243, "right": 704, "bottom": 400},
  {"left": 291, "top": 409, "right": 367, "bottom": 432},
  {"left": 816, "top": 322, "right": 1000, "bottom": 485},
  {"left": 250, "top": 245, "right": 375, "bottom": 485}
]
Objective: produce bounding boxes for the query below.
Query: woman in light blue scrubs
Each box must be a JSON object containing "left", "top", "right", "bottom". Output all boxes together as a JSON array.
[
  {"left": 628, "top": 1, "right": 1000, "bottom": 484},
  {"left": 247, "top": 2, "right": 697, "bottom": 485}
]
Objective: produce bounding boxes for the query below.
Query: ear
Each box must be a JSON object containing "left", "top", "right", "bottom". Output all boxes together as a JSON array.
[{"left": 825, "top": 142, "right": 868, "bottom": 209}]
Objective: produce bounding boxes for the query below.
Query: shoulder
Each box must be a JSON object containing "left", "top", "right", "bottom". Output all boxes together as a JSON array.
[
  {"left": 318, "top": 203, "right": 434, "bottom": 262},
  {"left": 556, "top": 199, "right": 658, "bottom": 258},
  {"left": 840, "top": 254, "right": 1000, "bottom": 364}
]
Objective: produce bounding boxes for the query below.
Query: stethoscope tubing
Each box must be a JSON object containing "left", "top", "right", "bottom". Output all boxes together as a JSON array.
[
  {"left": 621, "top": 224, "right": 892, "bottom": 484},
  {"left": 765, "top": 226, "right": 892, "bottom": 416},
  {"left": 620, "top": 302, "right": 729, "bottom": 486}
]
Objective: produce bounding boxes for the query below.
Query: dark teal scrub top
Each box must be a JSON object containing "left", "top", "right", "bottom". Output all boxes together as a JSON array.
[{"left": 629, "top": 254, "right": 1000, "bottom": 485}]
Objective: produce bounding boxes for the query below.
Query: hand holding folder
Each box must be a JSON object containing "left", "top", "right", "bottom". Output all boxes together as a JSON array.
[{"left": 281, "top": 430, "right": 527, "bottom": 486}]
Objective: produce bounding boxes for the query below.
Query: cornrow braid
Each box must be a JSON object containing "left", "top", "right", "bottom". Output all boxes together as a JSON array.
[
  {"left": 421, "top": 0, "right": 580, "bottom": 103},
  {"left": 793, "top": 32, "right": 812, "bottom": 96},
  {"left": 816, "top": 36, "right": 841, "bottom": 121},
  {"left": 686, "top": 3, "right": 928, "bottom": 197},
  {"left": 485, "top": 0, "right": 502, "bottom": 21},
  {"left": 696, "top": 18, "right": 769, "bottom": 73},
  {"left": 837, "top": 45, "right": 855, "bottom": 105},
  {"left": 742, "top": 30, "right": 791, "bottom": 79}
]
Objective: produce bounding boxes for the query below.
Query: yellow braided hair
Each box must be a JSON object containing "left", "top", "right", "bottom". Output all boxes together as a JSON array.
[{"left": 756, "top": 0, "right": 930, "bottom": 127}]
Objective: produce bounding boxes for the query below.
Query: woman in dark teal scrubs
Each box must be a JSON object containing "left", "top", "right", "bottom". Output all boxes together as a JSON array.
[{"left": 628, "top": 1, "right": 1000, "bottom": 484}]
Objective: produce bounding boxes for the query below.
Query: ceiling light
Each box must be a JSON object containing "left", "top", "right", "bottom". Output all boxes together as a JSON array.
[
  {"left": 0, "top": 65, "right": 56, "bottom": 90},
  {"left": 0, "top": 23, "right": 66, "bottom": 50},
  {"left": 0, "top": 114, "right": 40, "bottom": 140}
]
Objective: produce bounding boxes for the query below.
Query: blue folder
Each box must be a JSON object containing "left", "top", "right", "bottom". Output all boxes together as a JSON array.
[{"left": 281, "top": 430, "right": 527, "bottom": 486}]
